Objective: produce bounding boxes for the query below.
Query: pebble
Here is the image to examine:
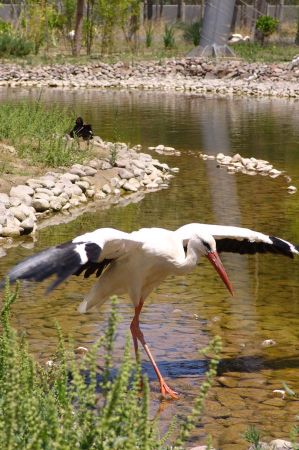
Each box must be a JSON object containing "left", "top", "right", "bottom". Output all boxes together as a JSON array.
[{"left": 0, "top": 59, "right": 298, "bottom": 98}]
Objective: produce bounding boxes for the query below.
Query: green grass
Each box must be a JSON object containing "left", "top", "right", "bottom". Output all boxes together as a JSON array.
[
  {"left": 0, "top": 102, "right": 90, "bottom": 167},
  {"left": 0, "top": 282, "right": 222, "bottom": 450},
  {"left": 232, "top": 42, "right": 299, "bottom": 63}
]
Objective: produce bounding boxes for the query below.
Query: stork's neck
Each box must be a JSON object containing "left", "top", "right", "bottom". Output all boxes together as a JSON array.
[{"left": 175, "top": 240, "right": 201, "bottom": 274}]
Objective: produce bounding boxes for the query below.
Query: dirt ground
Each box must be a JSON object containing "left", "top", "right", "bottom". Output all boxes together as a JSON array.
[{"left": 0, "top": 140, "right": 111, "bottom": 195}]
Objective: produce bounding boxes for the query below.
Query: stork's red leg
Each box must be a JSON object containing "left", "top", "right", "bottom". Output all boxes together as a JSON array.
[{"left": 130, "top": 299, "right": 179, "bottom": 400}]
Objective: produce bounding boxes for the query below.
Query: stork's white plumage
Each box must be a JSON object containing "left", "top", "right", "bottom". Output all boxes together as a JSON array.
[{"left": 2, "top": 224, "right": 298, "bottom": 398}]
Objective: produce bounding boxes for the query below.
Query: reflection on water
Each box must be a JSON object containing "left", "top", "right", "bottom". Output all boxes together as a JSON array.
[{"left": 1, "top": 88, "right": 299, "bottom": 448}]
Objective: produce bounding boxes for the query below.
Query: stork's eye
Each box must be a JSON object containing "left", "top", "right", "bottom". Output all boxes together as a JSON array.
[{"left": 202, "top": 240, "right": 211, "bottom": 251}]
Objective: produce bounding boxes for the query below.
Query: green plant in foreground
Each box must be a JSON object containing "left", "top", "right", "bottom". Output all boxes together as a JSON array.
[
  {"left": 0, "top": 282, "right": 222, "bottom": 449},
  {"left": 244, "top": 425, "right": 262, "bottom": 450}
]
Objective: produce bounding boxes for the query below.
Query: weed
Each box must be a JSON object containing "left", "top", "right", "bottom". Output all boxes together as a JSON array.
[
  {"left": 181, "top": 20, "right": 202, "bottom": 46},
  {"left": 244, "top": 425, "right": 262, "bottom": 450},
  {"left": 0, "top": 102, "right": 91, "bottom": 167},
  {"left": 0, "top": 282, "right": 223, "bottom": 449},
  {"left": 163, "top": 24, "right": 175, "bottom": 49}
]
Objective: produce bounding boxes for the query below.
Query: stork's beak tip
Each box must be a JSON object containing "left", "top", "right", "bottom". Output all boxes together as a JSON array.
[{"left": 206, "top": 251, "right": 234, "bottom": 296}]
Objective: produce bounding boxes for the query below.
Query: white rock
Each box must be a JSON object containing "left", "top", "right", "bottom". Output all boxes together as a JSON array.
[
  {"left": 261, "top": 339, "right": 276, "bottom": 347},
  {"left": 0, "top": 193, "right": 10, "bottom": 207},
  {"left": 118, "top": 168, "right": 134, "bottom": 179},
  {"left": 269, "top": 439, "right": 293, "bottom": 450},
  {"left": 10, "top": 185, "right": 34, "bottom": 197},
  {"left": 83, "top": 166, "right": 97, "bottom": 176},
  {"left": 20, "top": 218, "right": 35, "bottom": 233},
  {"left": 100, "top": 161, "right": 113, "bottom": 170},
  {"left": 123, "top": 181, "right": 138, "bottom": 192},
  {"left": 102, "top": 184, "right": 112, "bottom": 194},
  {"left": 86, "top": 189, "right": 95, "bottom": 198},
  {"left": 50, "top": 197, "right": 63, "bottom": 211},
  {"left": 32, "top": 198, "right": 50, "bottom": 212},
  {"left": 61, "top": 173, "right": 80, "bottom": 183},
  {"left": 287, "top": 185, "right": 297, "bottom": 193},
  {"left": 2, "top": 226, "right": 21, "bottom": 237}
]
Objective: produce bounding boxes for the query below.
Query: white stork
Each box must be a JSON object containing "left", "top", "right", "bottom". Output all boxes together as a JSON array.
[{"left": 2, "top": 224, "right": 298, "bottom": 399}]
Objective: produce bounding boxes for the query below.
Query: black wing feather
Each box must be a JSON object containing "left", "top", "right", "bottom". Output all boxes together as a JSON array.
[
  {"left": 1, "top": 241, "right": 102, "bottom": 292},
  {"left": 216, "top": 236, "right": 297, "bottom": 259}
]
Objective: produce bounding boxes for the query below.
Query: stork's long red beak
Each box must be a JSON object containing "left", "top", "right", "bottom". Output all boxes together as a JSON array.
[{"left": 206, "top": 251, "right": 234, "bottom": 296}]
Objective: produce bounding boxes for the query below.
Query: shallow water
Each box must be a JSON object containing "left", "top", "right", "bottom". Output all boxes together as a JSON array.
[{"left": 1, "top": 88, "right": 299, "bottom": 448}]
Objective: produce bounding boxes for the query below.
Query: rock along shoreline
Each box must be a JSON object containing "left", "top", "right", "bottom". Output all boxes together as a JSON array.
[
  {"left": 0, "top": 137, "right": 178, "bottom": 255},
  {"left": 1, "top": 58, "right": 299, "bottom": 98}
]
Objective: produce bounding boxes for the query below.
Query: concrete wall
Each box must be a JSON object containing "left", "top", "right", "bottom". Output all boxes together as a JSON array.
[{"left": 146, "top": 3, "right": 299, "bottom": 25}]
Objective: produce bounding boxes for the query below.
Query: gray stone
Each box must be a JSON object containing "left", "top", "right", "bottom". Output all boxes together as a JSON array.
[
  {"left": 0, "top": 193, "right": 10, "bottom": 207},
  {"left": 61, "top": 173, "right": 80, "bottom": 183},
  {"left": 70, "top": 166, "right": 86, "bottom": 177},
  {"left": 34, "top": 192, "right": 51, "bottom": 200},
  {"left": 50, "top": 197, "right": 63, "bottom": 211},
  {"left": 52, "top": 185, "right": 64, "bottom": 196},
  {"left": 32, "top": 198, "right": 50, "bottom": 212},
  {"left": 83, "top": 166, "right": 97, "bottom": 176},
  {"left": 118, "top": 168, "right": 134, "bottom": 179},
  {"left": 75, "top": 180, "right": 90, "bottom": 192},
  {"left": 100, "top": 161, "right": 112, "bottom": 170},
  {"left": 9, "top": 206, "right": 27, "bottom": 222},
  {"left": 35, "top": 187, "right": 53, "bottom": 196},
  {"left": 57, "top": 194, "right": 68, "bottom": 206},
  {"left": 102, "top": 184, "right": 112, "bottom": 194},
  {"left": 2, "top": 226, "right": 21, "bottom": 237},
  {"left": 269, "top": 439, "right": 293, "bottom": 449},
  {"left": 65, "top": 184, "right": 82, "bottom": 197},
  {"left": 86, "top": 189, "right": 95, "bottom": 198},
  {"left": 20, "top": 217, "right": 35, "bottom": 233},
  {"left": 10, "top": 185, "right": 34, "bottom": 197},
  {"left": 69, "top": 197, "right": 80, "bottom": 207},
  {"left": 38, "top": 177, "right": 56, "bottom": 188},
  {"left": 123, "top": 181, "right": 138, "bottom": 192},
  {"left": 132, "top": 159, "right": 146, "bottom": 170}
]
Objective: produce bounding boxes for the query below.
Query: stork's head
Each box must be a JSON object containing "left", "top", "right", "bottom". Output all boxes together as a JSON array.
[{"left": 192, "top": 232, "right": 234, "bottom": 296}]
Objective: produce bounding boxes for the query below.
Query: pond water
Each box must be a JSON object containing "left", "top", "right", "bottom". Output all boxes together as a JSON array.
[{"left": 1, "top": 88, "right": 299, "bottom": 449}]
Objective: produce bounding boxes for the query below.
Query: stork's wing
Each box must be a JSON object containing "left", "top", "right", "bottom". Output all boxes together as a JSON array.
[
  {"left": 1, "top": 228, "right": 142, "bottom": 292},
  {"left": 175, "top": 223, "right": 299, "bottom": 258}
]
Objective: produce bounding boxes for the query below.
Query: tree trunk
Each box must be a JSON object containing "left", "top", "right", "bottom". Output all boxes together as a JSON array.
[
  {"left": 253, "top": 0, "right": 267, "bottom": 43},
  {"left": 177, "top": 0, "right": 182, "bottom": 20},
  {"left": 73, "top": 0, "right": 84, "bottom": 56},
  {"left": 230, "top": 0, "right": 240, "bottom": 32},
  {"left": 147, "top": 0, "right": 153, "bottom": 20}
]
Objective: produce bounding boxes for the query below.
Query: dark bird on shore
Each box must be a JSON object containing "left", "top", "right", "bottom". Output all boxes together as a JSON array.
[
  {"left": 70, "top": 117, "right": 93, "bottom": 141},
  {"left": 1, "top": 224, "right": 298, "bottom": 399}
]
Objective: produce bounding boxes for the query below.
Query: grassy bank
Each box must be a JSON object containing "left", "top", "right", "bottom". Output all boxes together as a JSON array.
[
  {"left": 0, "top": 102, "right": 93, "bottom": 168},
  {"left": 0, "top": 283, "right": 222, "bottom": 450}
]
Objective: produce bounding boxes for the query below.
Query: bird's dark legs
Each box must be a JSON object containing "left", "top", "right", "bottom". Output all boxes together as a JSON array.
[{"left": 130, "top": 299, "right": 179, "bottom": 400}]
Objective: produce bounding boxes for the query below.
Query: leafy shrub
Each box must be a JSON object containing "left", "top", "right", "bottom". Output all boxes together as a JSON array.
[
  {"left": 0, "top": 19, "right": 12, "bottom": 35},
  {"left": 0, "top": 282, "right": 222, "bottom": 450},
  {"left": 163, "top": 24, "right": 176, "bottom": 49},
  {"left": 0, "top": 33, "right": 33, "bottom": 57},
  {"left": 256, "top": 15, "right": 279, "bottom": 44},
  {"left": 182, "top": 20, "right": 202, "bottom": 46}
]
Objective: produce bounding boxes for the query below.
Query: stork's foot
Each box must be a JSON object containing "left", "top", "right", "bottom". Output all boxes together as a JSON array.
[{"left": 160, "top": 379, "right": 179, "bottom": 400}]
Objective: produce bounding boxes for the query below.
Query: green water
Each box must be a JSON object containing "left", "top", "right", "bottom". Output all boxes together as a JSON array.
[{"left": 1, "top": 88, "right": 299, "bottom": 448}]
